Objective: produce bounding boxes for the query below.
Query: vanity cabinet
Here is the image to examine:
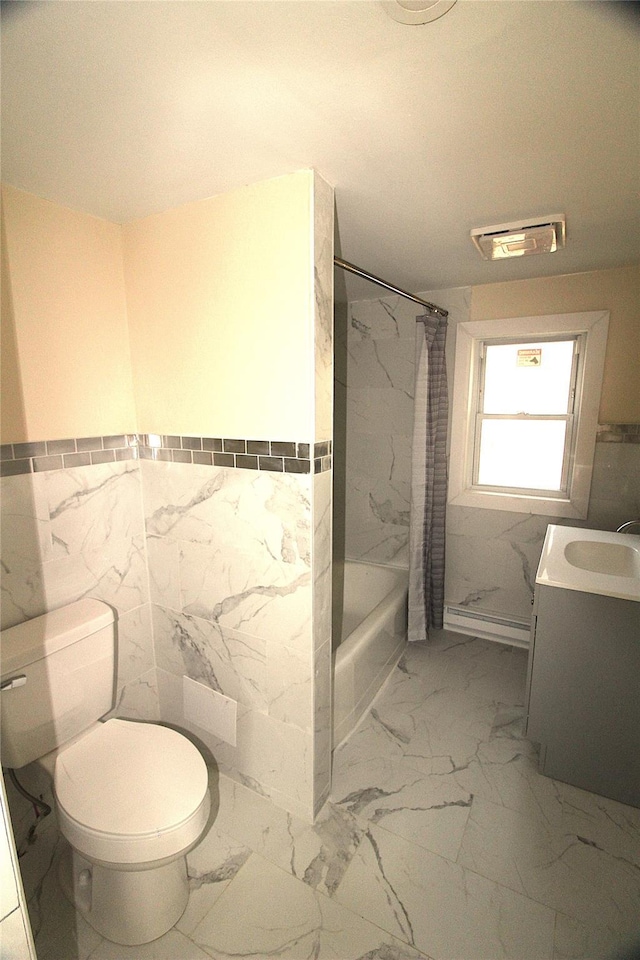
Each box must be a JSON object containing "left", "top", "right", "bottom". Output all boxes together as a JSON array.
[{"left": 526, "top": 583, "right": 640, "bottom": 808}]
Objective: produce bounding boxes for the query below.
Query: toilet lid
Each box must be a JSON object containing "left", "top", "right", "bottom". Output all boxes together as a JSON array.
[{"left": 54, "top": 718, "right": 208, "bottom": 838}]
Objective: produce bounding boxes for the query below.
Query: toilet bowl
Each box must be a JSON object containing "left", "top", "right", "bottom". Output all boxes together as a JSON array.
[
  {"left": 51, "top": 718, "right": 211, "bottom": 945},
  {"left": 0, "top": 599, "right": 212, "bottom": 946}
]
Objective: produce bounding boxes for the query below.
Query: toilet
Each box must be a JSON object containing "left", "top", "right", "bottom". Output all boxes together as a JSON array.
[{"left": 0, "top": 599, "right": 211, "bottom": 946}]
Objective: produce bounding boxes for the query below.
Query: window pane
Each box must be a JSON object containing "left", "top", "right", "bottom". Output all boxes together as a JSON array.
[
  {"left": 477, "top": 419, "right": 567, "bottom": 490},
  {"left": 483, "top": 340, "right": 575, "bottom": 415}
]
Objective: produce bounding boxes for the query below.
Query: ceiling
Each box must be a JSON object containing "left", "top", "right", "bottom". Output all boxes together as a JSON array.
[{"left": 2, "top": 0, "right": 639, "bottom": 303}]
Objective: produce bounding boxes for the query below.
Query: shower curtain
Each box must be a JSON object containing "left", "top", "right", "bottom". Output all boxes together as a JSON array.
[{"left": 408, "top": 311, "right": 448, "bottom": 641}]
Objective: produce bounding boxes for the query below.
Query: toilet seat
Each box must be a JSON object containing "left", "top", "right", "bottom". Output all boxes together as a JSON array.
[{"left": 54, "top": 718, "right": 210, "bottom": 864}]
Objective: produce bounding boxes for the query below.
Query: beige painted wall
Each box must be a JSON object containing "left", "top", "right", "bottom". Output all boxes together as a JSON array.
[
  {"left": 1, "top": 185, "right": 136, "bottom": 443},
  {"left": 1, "top": 213, "right": 25, "bottom": 441},
  {"left": 470, "top": 263, "right": 640, "bottom": 423},
  {"left": 123, "top": 171, "right": 315, "bottom": 440}
]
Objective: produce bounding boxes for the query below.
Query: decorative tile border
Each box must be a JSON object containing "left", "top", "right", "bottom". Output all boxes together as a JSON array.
[
  {"left": 596, "top": 423, "right": 640, "bottom": 443},
  {"left": 0, "top": 434, "right": 333, "bottom": 477},
  {"left": 139, "top": 435, "right": 332, "bottom": 474},
  {"left": 0, "top": 434, "right": 138, "bottom": 476}
]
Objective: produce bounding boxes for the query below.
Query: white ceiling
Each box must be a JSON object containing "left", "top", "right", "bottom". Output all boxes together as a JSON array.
[{"left": 2, "top": 0, "right": 639, "bottom": 303}]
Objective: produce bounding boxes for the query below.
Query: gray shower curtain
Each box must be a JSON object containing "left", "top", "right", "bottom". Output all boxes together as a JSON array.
[{"left": 408, "top": 312, "right": 448, "bottom": 641}]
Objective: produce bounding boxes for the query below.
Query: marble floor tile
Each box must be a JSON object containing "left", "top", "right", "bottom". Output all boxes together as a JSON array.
[
  {"left": 331, "top": 753, "right": 473, "bottom": 862},
  {"left": 284, "top": 801, "right": 365, "bottom": 897},
  {"left": 87, "top": 929, "right": 214, "bottom": 959},
  {"left": 28, "top": 837, "right": 103, "bottom": 960},
  {"left": 392, "top": 633, "right": 528, "bottom": 707},
  {"left": 176, "top": 825, "right": 252, "bottom": 936},
  {"left": 443, "top": 730, "right": 557, "bottom": 819},
  {"left": 12, "top": 810, "right": 59, "bottom": 903},
  {"left": 212, "top": 774, "right": 365, "bottom": 897},
  {"left": 333, "top": 821, "right": 556, "bottom": 960},
  {"left": 457, "top": 793, "right": 640, "bottom": 944},
  {"left": 371, "top": 686, "right": 499, "bottom": 778},
  {"left": 20, "top": 627, "right": 640, "bottom": 960},
  {"left": 191, "top": 851, "right": 431, "bottom": 960},
  {"left": 553, "top": 911, "right": 640, "bottom": 960},
  {"left": 332, "top": 708, "right": 406, "bottom": 770},
  {"left": 557, "top": 777, "right": 640, "bottom": 865},
  {"left": 211, "top": 774, "right": 311, "bottom": 874}
]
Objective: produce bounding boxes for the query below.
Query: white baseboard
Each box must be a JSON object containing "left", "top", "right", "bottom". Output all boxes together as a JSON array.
[{"left": 443, "top": 605, "right": 531, "bottom": 648}]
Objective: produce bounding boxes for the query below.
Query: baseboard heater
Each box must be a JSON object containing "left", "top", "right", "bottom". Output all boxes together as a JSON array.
[{"left": 443, "top": 605, "right": 531, "bottom": 648}]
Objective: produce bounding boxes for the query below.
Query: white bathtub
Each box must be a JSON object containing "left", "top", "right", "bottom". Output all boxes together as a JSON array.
[{"left": 333, "top": 560, "right": 408, "bottom": 748}]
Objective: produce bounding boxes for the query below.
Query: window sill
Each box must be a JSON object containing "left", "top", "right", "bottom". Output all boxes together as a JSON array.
[{"left": 448, "top": 485, "right": 587, "bottom": 518}]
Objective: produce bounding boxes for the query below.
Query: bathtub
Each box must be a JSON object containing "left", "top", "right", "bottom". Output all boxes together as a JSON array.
[{"left": 333, "top": 560, "right": 408, "bottom": 748}]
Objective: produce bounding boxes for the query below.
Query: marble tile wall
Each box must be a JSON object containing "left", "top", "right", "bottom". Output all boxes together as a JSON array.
[
  {"left": 340, "top": 286, "right": 469, "bottom": 568},
  {"left": 312, "top": 470, "right": 333, "bottom": 813},
  {"left": 342, "top": 286, "right": 640, "bottom": 623},
  {"left": 445, "top": 439, "right": 640, "bottom": 620},
  {"left": 313, "top": 172, "right": 334, "bottom": 444},
  {"left": 1, "top": 450, "right": 333, "bottom": 832},
  {"left": 0, "top": 459, "right": 156, "bottom": 716},
  {"left": 143, "top": 457, "right": 325, "bottom": 820},
  {"left": 341, "top": 297, "right": 419, "bottom": 567},
  {"left": 0, "top": 457, "right": 157, "bottom": 900}
]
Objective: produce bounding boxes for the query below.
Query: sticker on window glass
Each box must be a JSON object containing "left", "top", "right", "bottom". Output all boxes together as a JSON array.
[{"left": 517, "top": 348, "right": 542, "bottom": 367}]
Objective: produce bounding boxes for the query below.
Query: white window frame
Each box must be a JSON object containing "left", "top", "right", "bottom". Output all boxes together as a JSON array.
[{"left": 448, "top": 311, "right": 609, "bottom": 518}]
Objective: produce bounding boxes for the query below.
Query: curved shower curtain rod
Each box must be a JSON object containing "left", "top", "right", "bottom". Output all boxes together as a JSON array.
[{"left": 334, "top": 257, "right": 448, "bottom": 319}]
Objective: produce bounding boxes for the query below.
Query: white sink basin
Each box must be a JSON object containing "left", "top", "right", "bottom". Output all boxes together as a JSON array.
[
  {"left": 564, "top": 539, "right": 640, "bottom": 578},
  {"left": 537, "top": 525, "right": 640, "bottom": 602}
]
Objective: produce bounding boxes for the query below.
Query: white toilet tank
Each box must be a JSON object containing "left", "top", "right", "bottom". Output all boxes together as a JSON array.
[{"left": 0, "top": 599, "right": 116, "bottom": 768}]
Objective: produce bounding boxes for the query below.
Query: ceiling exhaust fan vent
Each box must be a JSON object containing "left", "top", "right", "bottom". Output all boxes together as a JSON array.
[{"left": 471, "top": 215, "right": 566, "bottom": 261}]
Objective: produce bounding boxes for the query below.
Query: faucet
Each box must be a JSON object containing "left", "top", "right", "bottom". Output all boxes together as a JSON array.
[{"left": 616, "top": 519, "right": 640, "bottom": 533}]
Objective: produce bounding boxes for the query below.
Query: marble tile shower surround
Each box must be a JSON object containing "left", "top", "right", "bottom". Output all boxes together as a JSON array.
[
  {"left": 341, "top": 287, "right": 640, "bottom": 622},
  {"left": 341, "top": 287, "right": 470, "bottom": 569},
  {"left": 21, "top": 632, "right": 640, "bottom": 960}
]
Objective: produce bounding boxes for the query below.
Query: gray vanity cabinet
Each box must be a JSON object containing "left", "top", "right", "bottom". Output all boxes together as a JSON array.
[{"left": 525, "top": 583, "right": 640, "bottom": 808}]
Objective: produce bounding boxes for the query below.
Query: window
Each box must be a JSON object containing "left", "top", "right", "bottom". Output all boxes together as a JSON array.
[
  {"left": 474, "top": 336, "right": 578, "bottom": 494},
  {"left": 448, "top": 312, "right": 609, "bottom": 518}
]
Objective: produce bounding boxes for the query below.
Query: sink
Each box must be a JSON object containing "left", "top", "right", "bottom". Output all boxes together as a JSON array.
[
  {"left": 564, "top": 539, "right": 640, "bottom": 578},
  {"left": 528, "top": 531, "right": 640, "bottom": 808},
  {"left": 536, "top": 525, "right": 640, "bottom": 602}
]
